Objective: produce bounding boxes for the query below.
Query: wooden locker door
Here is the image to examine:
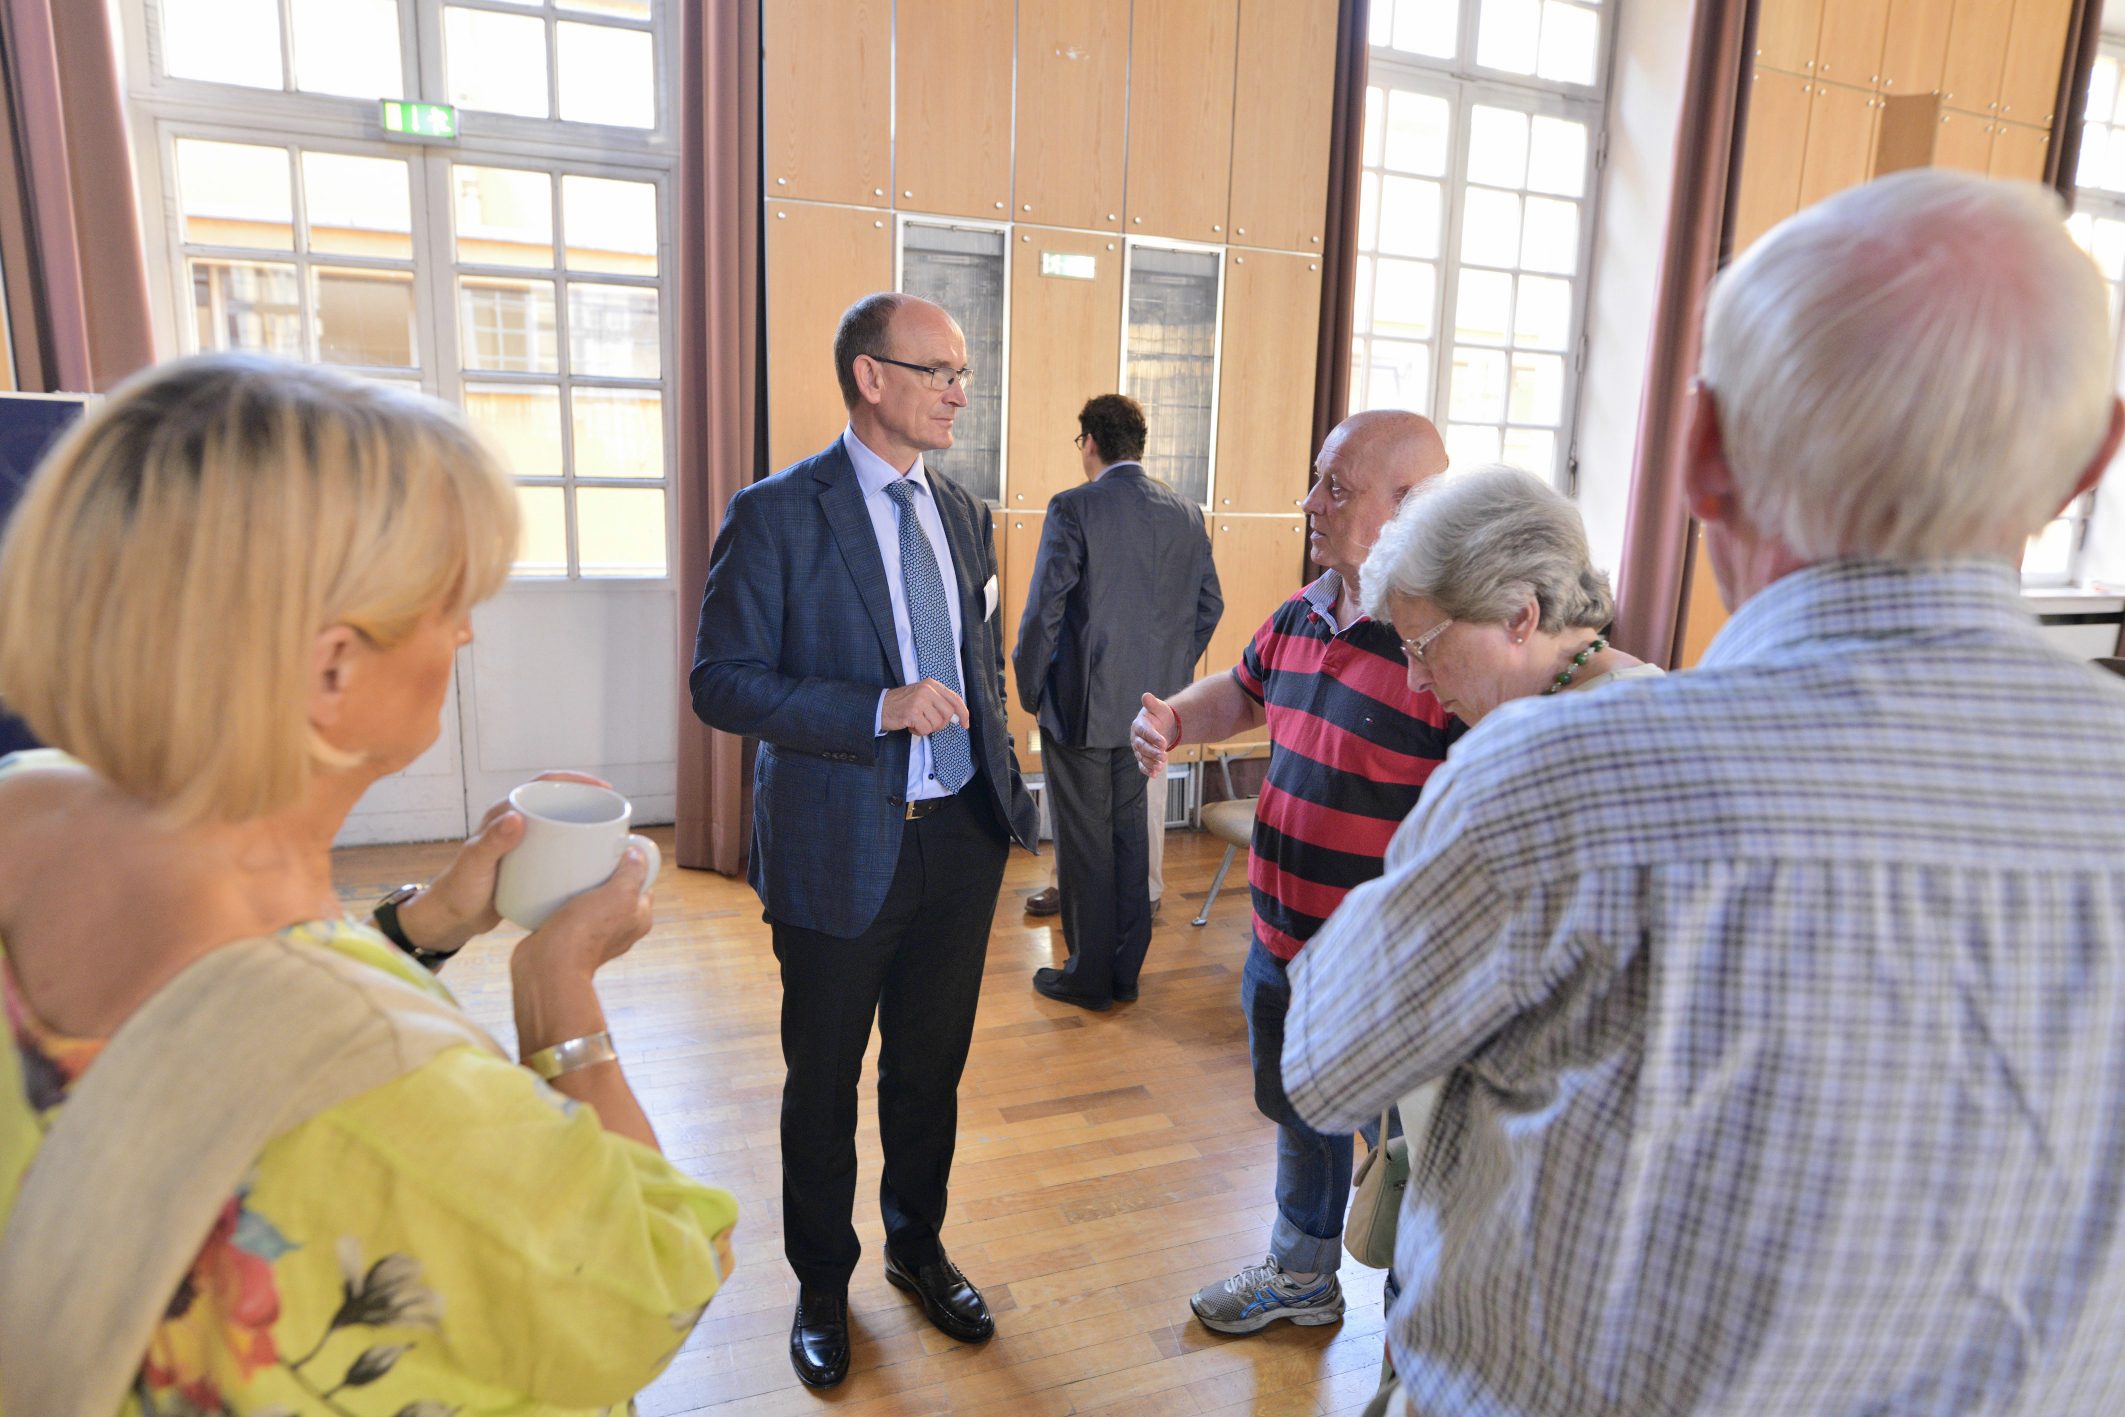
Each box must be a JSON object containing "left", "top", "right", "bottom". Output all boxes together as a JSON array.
[
  {"left": 762, "top": 0, "right": 890, "bottom": 206},
  {"left": 1798, "top": 83, "right": 1882, "bottom": 208},
  {"left": 1998, "top": 0, "right": 2075, "bottom": 127},
  {"left": 764, "top": 204, "right": 893, "bottom": 472},
  {"left": 1205, "top": 515, "right": 1309, "bottom": 679},
  {"left": 1940, "top": 0, "right": 2014, "bottom": 117},
  {"left": 1006, "top": 227, "right": 1125, "bottom": 514},
  {"left": 1755, "top": 0, "right": 1825, "bottom": 75},
  {"left": 1124, "top": 0, "right": 1241, "bottom": 243},
  {"left": 1003, "top": 511, "right": 1047, "bottom": 768},
  {"left": 1934, "top": 108, "right": 1997, "bottom": 170},
  {"left": 1214, "top": 249, "right": 1322, "bottom": 515},
  {"left": 1814, "top": 0, "right": 1891, "bottom": 89},
  {"left": 1015, "top": 0, "right": 1129, "bottom": 232},
  {"left": 1228, "top": 0, "right": 1339, "bottom": 254},
  {"left": 896, "top": 0, "right": 1014, "bottom": 219},
  {"left": 1734, "top": 69, "right": 1814, "bottom": 252},
  {"left": 1881, "top": 0, "right": 1956, "bottom": 96},
  {"left": 1989, "top": 120, "right": 2051, "bottom": 178}
]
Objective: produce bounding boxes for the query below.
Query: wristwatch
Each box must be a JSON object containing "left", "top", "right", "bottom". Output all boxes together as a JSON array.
[{"left": 372, "top": 884, "right": 462, "bottom": 973}]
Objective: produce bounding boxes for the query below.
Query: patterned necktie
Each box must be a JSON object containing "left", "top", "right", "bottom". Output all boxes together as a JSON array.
[{"left": 884, "top": 477, "right": 974, "bottom": 793}]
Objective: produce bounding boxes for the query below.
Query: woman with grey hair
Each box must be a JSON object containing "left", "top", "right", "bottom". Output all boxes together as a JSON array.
[{"left": 1362, "top": 465, "right": 1657, "bottom": 724}]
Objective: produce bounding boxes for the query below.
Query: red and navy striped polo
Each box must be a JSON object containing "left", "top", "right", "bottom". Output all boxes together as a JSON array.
[{"left": 1231, "top": 571, "right": 1460, "bottom": 960}]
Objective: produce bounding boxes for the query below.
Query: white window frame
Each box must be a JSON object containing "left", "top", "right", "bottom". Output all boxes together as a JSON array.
[
  {"left": 119, "top": 0, "right": 679, "bottom": 583},
  {"left": 1359, "top": 0, "right": 1613, "bottom": 493}
]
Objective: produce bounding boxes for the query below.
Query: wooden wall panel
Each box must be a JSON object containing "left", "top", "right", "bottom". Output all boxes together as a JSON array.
[
  {"left": 896, "top": 0, "right": 1015, "bottom": 218},
  {"left": 1881, "top": 0, "right": 1956, "bottom": 94},
  {"left": 1003, "top": 510, "right": 1046, "bottom": 767},
  {"left": 1015, "top": 0, "right": 1129, "bottom": 231},
  {"left": 764, "top": 204, "right": 893, "bottom": 472},
  {"left": 1677, "top": 531, "right": 1728, "bottom": 668},
  {"left": 1206, "top": 515, "right": 1308, "bottom": 677},
  {"left": 1124, "top": 0, "right": 1240, "bottom": 243},
  {"left": 1875, "top": 92, "right": 1943, "bottom": 173},
  {"left": 1934, "top": 107, "right": 1997, "bottom": 169},
  {"left": 1214, "top": 249, "right": 1321, "bottom": 514},
  {"left": 1998, "top": 0, "right": 2075, "bottom": 126},
  {"left": 1734, "top": 70, "right": 1814, "bottom": 252},
  {"left": 1816, "top": 0, "right": 1892, "bottom": 88},
  {"left": 1799, "top": 83, "right": 1882, "bottom": 207},
  {"left": 1228, "top": 0, "right": 1339, "bottom": 254},
  {"left": 762, "top": 0, "right": 890, "bottom": 206},
  {"left": 1756, "top": 0, "right": 1825, "bottom": 74},
  {"left": 1006, "top": 227, "right": 1124, "bottom": 512},
  {"left": 1941, "top": 0, "right": 2013, "bottom": 114},
  {"left": 1990, "top": 119, "right": 2052, "bottom": 178}
]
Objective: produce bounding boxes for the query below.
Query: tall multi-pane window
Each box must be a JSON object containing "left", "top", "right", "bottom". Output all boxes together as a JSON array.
[
  {"left": 900, "top": 221, "right": 1008, "bottom": 504},
  {"left": 2054, "top": 43, "right": 2125, "bottom": 585},
  {"left": 131, "top": 0, "right": 671, "bottom": 579},
  {"left": 1351, "top": 0, "right": 1607, "bottom": 490}
]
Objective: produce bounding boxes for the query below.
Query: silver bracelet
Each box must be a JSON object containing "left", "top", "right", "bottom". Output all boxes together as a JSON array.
[{"left": 525, "top": 1030, "right": 617, "bottom": 1080}]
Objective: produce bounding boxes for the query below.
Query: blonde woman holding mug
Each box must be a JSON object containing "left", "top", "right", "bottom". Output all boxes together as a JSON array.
[{"left": 0, "top": 355, "right": 735, "bottom": 1416}]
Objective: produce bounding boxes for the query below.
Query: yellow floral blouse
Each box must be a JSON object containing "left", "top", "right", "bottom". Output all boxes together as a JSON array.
[{"left": 0, "top": 911, "right": 738, "bottom": 1417}]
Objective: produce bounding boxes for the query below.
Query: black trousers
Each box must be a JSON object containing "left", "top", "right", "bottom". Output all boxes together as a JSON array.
[
  {"left": 769, "top": 782, "right": 1009, "bottom": 1292},
  {"left": 1042, "top": 740, "right": 1152, "bottom": 1001}
]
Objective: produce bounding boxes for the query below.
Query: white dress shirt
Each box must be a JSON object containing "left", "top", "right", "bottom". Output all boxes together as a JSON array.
[
  {"left": 1285, "top": 559, "right": 2125, "bottom": 1415},
  {"left": 842, "top": 425, "right": 965, "bottom": 803}
]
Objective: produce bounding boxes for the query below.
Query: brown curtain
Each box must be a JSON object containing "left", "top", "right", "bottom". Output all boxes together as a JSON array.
[
  {"left": 1310, "top": 0, "right": 1370, "bottom": 459},
  {"left": 672, "top": 0, "right": 760, "bottom": 875},
  {"left": 1608, "top": 0, "right": 1755, "bottom": 668},
  {"left": 2050, "top": 0, "right": 2105, "bottom": 198},
  {"left": 0, "top": 0, "right": 153, "bottom": 392}
]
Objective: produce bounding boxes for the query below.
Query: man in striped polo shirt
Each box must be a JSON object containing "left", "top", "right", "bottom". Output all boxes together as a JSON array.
[{"left": 1132, "top": 409, "right": 1456, "bottom": 1334}]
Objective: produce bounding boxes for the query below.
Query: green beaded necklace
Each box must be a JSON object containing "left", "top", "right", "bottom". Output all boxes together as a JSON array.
[{"left": 1542, "top": 636, "right": 1607, "bottom": 696}]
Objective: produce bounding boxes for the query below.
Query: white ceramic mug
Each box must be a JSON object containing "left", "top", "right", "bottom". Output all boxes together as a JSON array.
[{"left": 493, "top": 780, "right": 662, "bottom": 931}]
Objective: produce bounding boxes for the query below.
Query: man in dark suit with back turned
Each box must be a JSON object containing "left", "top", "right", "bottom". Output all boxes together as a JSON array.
[
  {"left": 691, "top": 292, "right": 1039, "bottom": 1391},
  {"left": 1013, "top": 394, "right": 1221, "bottom": 1010}
]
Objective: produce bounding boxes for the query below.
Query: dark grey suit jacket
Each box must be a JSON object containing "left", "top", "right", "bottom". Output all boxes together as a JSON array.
[
  {"left": 1011, "top": 463, "right": 1222, "bottom": 750},
  {"left": 690, "top": 439, "right": 1040, "bottom": 939}
]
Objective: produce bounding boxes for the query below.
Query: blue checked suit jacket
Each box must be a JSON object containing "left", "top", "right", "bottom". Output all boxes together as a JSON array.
[{"left": 690, "top": 438, "right": 1040, "bottom": 939}]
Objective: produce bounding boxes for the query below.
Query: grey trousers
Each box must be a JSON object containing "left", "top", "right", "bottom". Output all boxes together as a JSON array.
[{"left": 1043, "top": 739, "right": 1153, "bottom": 1000}]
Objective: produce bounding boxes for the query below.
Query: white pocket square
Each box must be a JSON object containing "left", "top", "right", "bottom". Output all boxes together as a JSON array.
[{"left": 983, "top": 574, "right": 999, "bottom": 619}]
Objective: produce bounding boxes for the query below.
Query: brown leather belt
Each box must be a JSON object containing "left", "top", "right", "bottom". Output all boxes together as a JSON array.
[{"left": 906, "top": 796, "right": 954, "bottom": 821}]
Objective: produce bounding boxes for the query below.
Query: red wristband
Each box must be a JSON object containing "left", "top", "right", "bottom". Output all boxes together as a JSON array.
[{"left": 1169, "top": 708, "right": 1183, "bottom": 749}]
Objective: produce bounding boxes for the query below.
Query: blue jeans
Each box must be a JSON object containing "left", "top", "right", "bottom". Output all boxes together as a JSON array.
[{"left": 1243, "top": 934, "right": 1405, "bottom": 1276}]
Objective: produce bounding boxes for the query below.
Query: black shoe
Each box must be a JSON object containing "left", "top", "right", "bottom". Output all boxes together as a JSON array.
[
  {"left": 1115, "top": 980, "right": 1138, "bottom": 1003},
  {"left": 789, "top": 1286, "right": 850, "bottom": 1388},
  {"left": 1033, "top": 966, "right": 1111, "bottom": 1011},
  {"left": 884, "top": 1247, "right": 995, "bottom": 1343},
  {"left": 1025, "top": 885, "right": 1060, "bottom": 916}
]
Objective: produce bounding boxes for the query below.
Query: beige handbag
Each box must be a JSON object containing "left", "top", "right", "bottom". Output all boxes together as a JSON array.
[
  {"left": 1344, "top": 1082, "right": 1440, "bottom": 1270},
  {"left": 0, "top": 933, "right": 503, "bottom": 1417}
]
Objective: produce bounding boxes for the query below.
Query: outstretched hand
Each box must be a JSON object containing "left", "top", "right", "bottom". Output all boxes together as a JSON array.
[{"left": 1131, "top": 693, "right": 1178, "bottom": 777}]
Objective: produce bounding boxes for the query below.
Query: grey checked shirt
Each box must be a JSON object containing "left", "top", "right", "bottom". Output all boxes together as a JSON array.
[{"left": 1284, "top": 559, "right": 2125, "bottom": 1416}]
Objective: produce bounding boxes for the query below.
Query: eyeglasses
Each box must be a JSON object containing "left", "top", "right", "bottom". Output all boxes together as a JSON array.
[
  {"left": 1400, "top": 618, "right": 1453, "bottom": 664},
  {"left": 1073, "top": 432, "right": 1090, "bottom": 449},
  {"left": 869, "top": 356, "right": 976, "bottom": 393}
]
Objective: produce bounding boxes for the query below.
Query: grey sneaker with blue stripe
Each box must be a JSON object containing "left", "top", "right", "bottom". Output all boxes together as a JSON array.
[{"left": 1188, "top": 1255, "right": 1345, "bottom": 1334}]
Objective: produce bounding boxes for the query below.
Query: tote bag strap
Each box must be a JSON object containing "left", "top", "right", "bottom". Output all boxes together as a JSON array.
[{"left": 0, "top": 933, "right": 502, "bottom": 1417}]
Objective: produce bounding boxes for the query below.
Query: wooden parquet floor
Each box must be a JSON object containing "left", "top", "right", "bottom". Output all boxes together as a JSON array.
[{"left": 331, "top": 829, "right": 1391, "bottom": 1417}]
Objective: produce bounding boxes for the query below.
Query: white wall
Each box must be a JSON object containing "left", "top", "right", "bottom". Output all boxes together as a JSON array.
[{"left": 1575, "top": 0, "right": 1694, "bottom": 578}]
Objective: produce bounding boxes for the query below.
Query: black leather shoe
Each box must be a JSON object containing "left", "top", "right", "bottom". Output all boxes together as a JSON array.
[
  {"left": 884, "top": 1247, "right": 995, "bottom": 1343},
  {"left": 1115, "top": 979, "right": 1138, "bottom": 1003},
  {"left": 789, "top": 1286, "right": 850, "bottom": 1388},
  {"left": 1033, "top": 966, "right": 1111, "bottom": 1012}
]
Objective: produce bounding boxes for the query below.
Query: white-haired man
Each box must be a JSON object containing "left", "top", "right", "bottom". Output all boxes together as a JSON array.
[{"left": 1284, "top": 168, "right": 2125, "bottom": 1416}]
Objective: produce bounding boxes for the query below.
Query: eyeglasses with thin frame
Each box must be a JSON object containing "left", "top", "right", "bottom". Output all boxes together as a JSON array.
[
  {"left": 868, "top": 355, "right": 976, "bottom": 393},
  {"left": 1400, "top": 618, "right": 1453, "bottom": 664},
  {"left": 1073, "top": 432, "right": 1091, "bottom": 449}
]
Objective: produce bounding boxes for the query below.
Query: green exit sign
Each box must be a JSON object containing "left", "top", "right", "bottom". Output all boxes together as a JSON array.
[{"left": 380, "top": 100, "right": 457, "bottom": 143}]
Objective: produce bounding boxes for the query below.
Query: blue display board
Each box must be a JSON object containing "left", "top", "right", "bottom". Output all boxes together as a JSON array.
[{"left": 0, "top": 393, "right": 92, "bottom": 757}]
